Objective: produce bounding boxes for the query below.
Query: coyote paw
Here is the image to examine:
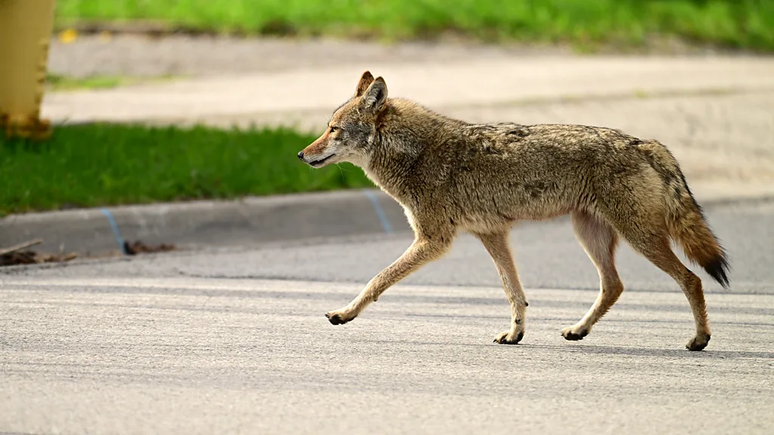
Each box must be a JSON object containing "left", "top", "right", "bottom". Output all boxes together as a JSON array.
[
  {"left": 494, "top": 330, "right": 524, "bottom": 345},
  {"left": 325, "top": 310, "right": 355, "bottom": 325},
  {"left": 686, "top": 334, "right": 710, "bottom": 351},
  {"left": 561, "top": 325, "right": 589, "bottom": 341}
]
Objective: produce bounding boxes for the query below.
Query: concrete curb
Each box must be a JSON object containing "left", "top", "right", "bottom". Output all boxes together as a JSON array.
[
  {"left": 1, "top": 184, "right": 772, "bottom": 259},
  {"left": 0, "top": 189, "right": 410, "bottom": 257}
]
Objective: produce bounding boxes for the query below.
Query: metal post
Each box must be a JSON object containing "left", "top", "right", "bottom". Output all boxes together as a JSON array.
[{"left": 0, "top": 0, "right": 57, "bottom": 139}]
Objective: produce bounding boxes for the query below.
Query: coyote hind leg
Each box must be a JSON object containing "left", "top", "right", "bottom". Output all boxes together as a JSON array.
[
  {"left": 562, "top": 211, "right": 624, "bottom": 341},
  {"left": 621, "top": 231, "right": 711, "bottom": 351},
  {"left": 605, "top": 207, "right": 711, "bottom": 351}
]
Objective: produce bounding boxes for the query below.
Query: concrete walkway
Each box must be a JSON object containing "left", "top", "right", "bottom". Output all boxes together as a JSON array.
[{"left": 42, "top": 55, "right": 774, "bottom": 127}]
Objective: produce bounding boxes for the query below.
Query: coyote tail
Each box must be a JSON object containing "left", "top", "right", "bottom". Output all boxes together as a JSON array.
[{"left": 637, "top": 140, "right": 730, "bottom": 288}]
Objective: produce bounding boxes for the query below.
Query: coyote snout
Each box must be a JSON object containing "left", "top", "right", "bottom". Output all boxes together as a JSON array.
[
  {"left": 297, "top": 132, "right": 339, "bottom": 167},
  {"left": 299, "top": 70, "right": 730, "bottom": 351}
]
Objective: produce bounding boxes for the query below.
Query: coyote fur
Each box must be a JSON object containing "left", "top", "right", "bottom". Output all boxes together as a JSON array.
[{"left": 298, "top": 71, "right": 730, "bottom": 351}]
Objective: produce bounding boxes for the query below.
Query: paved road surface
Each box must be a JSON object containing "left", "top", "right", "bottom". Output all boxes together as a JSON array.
[
  {"left": 2, "top": 200, "right": 773, "bottom": 434},
  {"left": 1, "top": 281, "right": 772, "bottom": 434}
]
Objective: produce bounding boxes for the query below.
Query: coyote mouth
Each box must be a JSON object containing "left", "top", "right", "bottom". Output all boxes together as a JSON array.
[{"left": 309, "top": 154, "right": 336, "bottom": 167}]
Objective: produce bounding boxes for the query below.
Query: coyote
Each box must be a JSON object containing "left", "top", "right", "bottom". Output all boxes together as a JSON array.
[{"left": 297, "top": 71, "right": 729, "bottom": 351}]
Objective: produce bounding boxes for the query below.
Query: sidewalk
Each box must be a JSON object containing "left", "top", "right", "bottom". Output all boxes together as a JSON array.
[{"left": 42, "top": 55, "right": 774, "bottom": 127}]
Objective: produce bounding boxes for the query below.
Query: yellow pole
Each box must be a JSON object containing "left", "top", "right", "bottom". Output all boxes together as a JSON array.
[{"left": 0, "top": 0, "right": 57, "bottom": 140}]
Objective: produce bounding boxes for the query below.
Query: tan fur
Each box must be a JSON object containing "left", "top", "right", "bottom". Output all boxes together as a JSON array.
[{"left": 298, "top": 71, "right": 730, "bottom": 351}]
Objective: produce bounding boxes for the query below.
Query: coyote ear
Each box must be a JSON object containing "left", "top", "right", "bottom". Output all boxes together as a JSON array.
[
  {"left": 361, "top": 77, "right": 388, "bottom": 113},
  {"left": 355, "top": 71, "right": 375, "bottom": 97}
]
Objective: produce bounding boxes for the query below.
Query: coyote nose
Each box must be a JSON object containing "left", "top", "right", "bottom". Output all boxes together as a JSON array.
[{"left": 297, "top": 151, "right": 305, "bottom": 160}]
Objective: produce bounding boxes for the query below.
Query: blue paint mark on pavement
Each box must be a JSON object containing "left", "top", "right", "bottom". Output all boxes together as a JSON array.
[{"left": 100, "top": 208, "right": 128, "bottom": 255}]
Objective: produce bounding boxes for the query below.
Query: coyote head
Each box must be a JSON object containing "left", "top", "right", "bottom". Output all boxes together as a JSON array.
[{"left": 297, "top": 71, "right": 387, "bottom": 168}]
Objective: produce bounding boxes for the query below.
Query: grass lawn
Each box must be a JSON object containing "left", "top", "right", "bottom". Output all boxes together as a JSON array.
[
  {"left": 53, "top": 0, "right": 774, "bottom": 51},
  {"left": 0, "top": 124, "right": 372, "bottom": 216}
]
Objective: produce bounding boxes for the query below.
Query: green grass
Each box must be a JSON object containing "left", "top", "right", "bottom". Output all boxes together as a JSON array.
[
  {"left": 45, "top": 74, "right": 182, "bottom": 91},
  {"left": 53, "top": 0, "right": 774, "bottom": 51},
  {"left": 0, "top": 124, "right": 372, "bottom": 216},
  {"left": 46, "top": 74, "right": 126, "bottom": 91}
]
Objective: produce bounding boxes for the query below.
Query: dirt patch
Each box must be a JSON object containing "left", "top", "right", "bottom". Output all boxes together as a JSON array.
[
  {"left": 124, "top": 240, "right": 176, "bottom": 255},
  {"left": 0, "top": 238, "right": 176, "bottom": 267},
  {"left": 0, "top": 250, "right": 79, "bottom": 266}
]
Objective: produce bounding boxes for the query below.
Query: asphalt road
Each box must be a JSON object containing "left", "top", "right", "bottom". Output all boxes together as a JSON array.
[{"left": 2, "top": 200, "right": 773, "bottom": 434}]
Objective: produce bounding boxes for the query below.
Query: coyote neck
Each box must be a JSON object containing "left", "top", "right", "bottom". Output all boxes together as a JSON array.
[
  {"left": 362, "top": 140, "right": 417, "bottom": 198},
  {"left": 363, "top": 103, "right": 456, "bottom": 199}
]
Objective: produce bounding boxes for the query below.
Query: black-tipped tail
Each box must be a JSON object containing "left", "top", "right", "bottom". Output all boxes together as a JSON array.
[{"left": 703, "top": 251, "right": 730, "bottom": 289}]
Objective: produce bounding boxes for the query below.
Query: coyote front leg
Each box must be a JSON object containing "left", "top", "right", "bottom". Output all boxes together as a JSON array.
[
  {"left": 475, "top": 230, "right": 529, "bottom": 344},
  {"left": 325, "top": 234, "right": 452, "bottom": 325}
]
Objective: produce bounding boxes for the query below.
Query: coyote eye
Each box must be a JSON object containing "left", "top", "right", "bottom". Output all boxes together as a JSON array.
[{"left": 329, "top": 126, "right": 339, "bottom": 133}]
